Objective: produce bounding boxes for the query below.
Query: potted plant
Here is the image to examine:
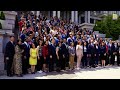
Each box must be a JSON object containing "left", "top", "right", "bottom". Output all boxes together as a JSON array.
[{"left": 0, "top": 11, "right": 5, "bottom": 20}]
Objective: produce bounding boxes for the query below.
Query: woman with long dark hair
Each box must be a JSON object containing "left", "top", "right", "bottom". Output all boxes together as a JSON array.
[
  {"left": 82, "top": 41, "right": 88, "bottom": 68},
  {"left": 42, "top": 40, "right": 49, "bottom": 72},
  {"left": 29, "top": 43, "right": 38, "bottom": 74},
  {"left": 94, "top": 41, "right": 100, "bottom": 67},
  {"left": 37, "top": 40, "right": 43, "bottom": 73},
  {"left": 100, "top": 42, "right": 106, "bottom": 67},
  {"left": 56, "top": 42, "right": 63, "bottom": 72},
  {"left": 13, "top": 39, "right": 24, "bottom": 77}
]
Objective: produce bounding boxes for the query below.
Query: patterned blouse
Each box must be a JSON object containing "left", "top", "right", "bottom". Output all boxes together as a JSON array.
[
  {"left": 37, "top": 46, "right": 43, "bottom": 57},
  {"left": 68, "top": 46, "right": 75, "bottom": 55}
]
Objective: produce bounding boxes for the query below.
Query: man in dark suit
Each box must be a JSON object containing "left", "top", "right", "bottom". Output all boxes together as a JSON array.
[
  {"left": 5, "top": 36, "right": 15, "bottom": 77},
  {"left": 88, "top": 41, "right": 96, "bottom": 68},
  {"left": 22, "top": 37, "right": 30, "bottom": 74},
  {"left": 48, "top": 38, "right": 56, "bottom": 72},
  {"left": 110, "top": 42, "right": 116, "bottom": 66},
  {"left": 115, "top": 42, "right": 120, "bottom": 66},
  {"left": 61, "top": 38, "right": 69, "bottom": 70}
]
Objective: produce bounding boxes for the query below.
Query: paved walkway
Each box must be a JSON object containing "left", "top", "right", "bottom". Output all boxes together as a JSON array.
[{"left": 0, "top": 66, "right": 120, "bottom": 79}]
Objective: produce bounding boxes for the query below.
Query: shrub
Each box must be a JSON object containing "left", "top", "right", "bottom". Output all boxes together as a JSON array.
[{"left": 0, "top": 11, "right": 5, "bottom": 20}]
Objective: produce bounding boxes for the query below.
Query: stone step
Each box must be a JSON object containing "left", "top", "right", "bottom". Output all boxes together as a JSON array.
[
  {"left": 98, "top": 34, "right": 106, "bottom": 38},
  {"left": 94, "top": 31, "right": 99, "bottom": 34},
  {"left": 0, "top": 62, "right": 4, "bottom": 71},
  {"left": 0, "top": 70, "right": 6, "bottom": 76},
  {"left": 0, "top": 29, "right": 13, "bottom": 34}
]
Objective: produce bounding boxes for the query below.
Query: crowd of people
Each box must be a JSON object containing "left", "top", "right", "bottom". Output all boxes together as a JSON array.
[{"left": 4, "top": 12, "right": 120, "bottom": 77}]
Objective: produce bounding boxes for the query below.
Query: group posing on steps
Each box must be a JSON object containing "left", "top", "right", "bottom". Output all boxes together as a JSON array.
[{"left": 4, "top": 12, "right": 120, "bottom": 77}]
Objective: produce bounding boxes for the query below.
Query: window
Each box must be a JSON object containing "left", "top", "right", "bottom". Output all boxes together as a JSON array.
[
  {"left": 90, "top": 18, "right": 94, "bottom": 24},
  {"left": 81, "top": 17, "right": 85, "bottom": 24}
]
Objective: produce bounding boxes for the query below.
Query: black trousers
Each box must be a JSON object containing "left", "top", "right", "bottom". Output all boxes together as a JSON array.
[
  {"left": 106, "top": 54, "right": 109, "bottom": 65},
  {"left": 6, "top": 58, "right": 13, "bottom": 76},
  {"left": 111, "top": 54, "right": 115, "bottom": 65},
  {"left": 82, "top": 52, "right": 87, "bottom": 67},
  {"left": 22, "top": 57, "right": 29, "bottom": 74},
  {"left": 61, "top": 57, "right": 66, "bottom": 70},
  {"left": 89, "top": 54, "right": 95, "bottom": 67},
  {"left": 49, "top": 58, "right": 54, "bottom": 72},
  {"left": 65, "top": 56, "right": 69, "bottom": 68},
  {"left": 36, "top": 56, "right": 44, "bottom": 71},
  {"left": 56, "top": 58, "right": 62, "bottom": 71}
]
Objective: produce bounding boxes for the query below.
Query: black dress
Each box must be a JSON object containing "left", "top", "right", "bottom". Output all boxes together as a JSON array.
[
  {"left": 56, "top": 46, "right": 63, "bottom": 72},
  {"left": 100, "top": 46, "right": 106, "bottom": 60}
]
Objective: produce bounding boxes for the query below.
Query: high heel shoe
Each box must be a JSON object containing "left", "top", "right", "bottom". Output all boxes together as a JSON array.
[
  {"left": 17, "top": 74, "right": 23, "bottom": 77},
  {"left": 31, "top": 72, "right": 35, "bottom": 74}
]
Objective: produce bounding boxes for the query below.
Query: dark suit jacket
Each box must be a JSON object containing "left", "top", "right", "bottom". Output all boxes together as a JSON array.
[
  {"left": 48, "top": 44, "right": 56, "bottom": 58},
  {"left": 88, "top": 44, "right": 95, "bottom": 55},
  {"left": 111, "top": 45, "right": 115, "bottom": 55},
  {"left": 108, "top": 44, "right": 115, "bottom": 55},
  {"left": 94, "top": 45, "right": 100, "bottom": 55},
  {"left": 5, "top": 41, "right": 15, "bottom": 59},
  {"left": 100, "top": 46, "right": 106, "bottom": 54},
  {"left": 22, "top": 43, "right": 30, "bottom": 58},
  {"left": 115, "top": 44, "right": 119, "bottom": 55},
  {"left": 61, "top": 43, "right": 69, "bottom": 57}
]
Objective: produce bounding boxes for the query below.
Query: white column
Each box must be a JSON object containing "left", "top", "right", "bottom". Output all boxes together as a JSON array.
[
  {"left": 79, "top": 15, "right": 81, "bottom": 24},
  {"left": 85, "top": 11, "right": 88, "bottom": 23},
  {"left": 67, "top": 11, "right": 70, "bottom": 21},
  {"left": 57, "top": 11, "right": 60, "bottom": 18},
  {"left": 47, "top": 11, "right": 50, "bottom": 19},
  {"left": 36, "top": 11, "right": 40, "bottom": 17},
  {"left": 75, "top": 11, "right": 78, "bottom": 24},
  {"left": 119, "top": 11, "right": 120, "bottom": 15},
  {"left": 31, "top": 11, "right": 35, "bottom": 14},
  {"left": 94, "top": 19, "right": 96, "bottom": 24},
  {"left": 53, "top": 11, "right": 56, "bottom": 17},
  {"left": 88, "top": 11, "right": 90, "bottom": 23},
  {"left": 71, "top": 11, "right": 75, "bottom": 22},
  {"left": 64, "top": 11, "right": 66, "bottom": 20}
]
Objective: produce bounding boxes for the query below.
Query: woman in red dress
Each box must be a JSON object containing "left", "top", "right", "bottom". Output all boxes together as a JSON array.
[{"left": 42, "top": 40, "right": 49, "bottom": 72}]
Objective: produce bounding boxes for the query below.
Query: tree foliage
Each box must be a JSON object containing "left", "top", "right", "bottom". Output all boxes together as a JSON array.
[
  {"left": 0, "top": 11, "right": 5, "bottom": 20},
  {"left": 93, "top": 15, "right": 120, "bottom": 40}
]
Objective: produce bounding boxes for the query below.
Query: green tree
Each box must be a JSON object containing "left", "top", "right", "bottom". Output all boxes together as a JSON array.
[
  {"left": 0, "top": 11, "right": 5, "bottom": 20},
  {"left": 93, "top": 15, "right": 120, "bottom": 40}
]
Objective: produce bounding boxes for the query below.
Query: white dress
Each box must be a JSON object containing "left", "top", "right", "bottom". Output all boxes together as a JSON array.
[{"left": 76, "top": 45, "right": 83, "bottom": 57}]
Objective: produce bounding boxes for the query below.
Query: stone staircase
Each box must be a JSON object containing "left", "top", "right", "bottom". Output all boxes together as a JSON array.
[
  {"left": 0, "top": 11, "right": 17, "bottom": 76},
  {"left": 94, "top": 30, "right": 113, "bottom": 41},
  {"left": 79, "top": 23, "right": 107, "bottom": 39}
]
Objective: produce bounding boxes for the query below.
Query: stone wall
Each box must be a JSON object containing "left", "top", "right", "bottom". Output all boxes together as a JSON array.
[{"left": 0, "top": 11, "right": 17, "bottom": 76}]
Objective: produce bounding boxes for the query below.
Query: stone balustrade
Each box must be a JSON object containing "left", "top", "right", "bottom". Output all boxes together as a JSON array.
[
  {"left": 3, "top": 11, "right": 17, "bottom": 20},
  {"left": 94, "top": 31, "right": 99, "bottom": 34}
]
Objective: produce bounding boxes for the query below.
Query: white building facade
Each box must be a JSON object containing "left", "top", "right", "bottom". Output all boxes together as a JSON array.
[{"left": 31, "top": 11, "right": 120, "bottom": 29}]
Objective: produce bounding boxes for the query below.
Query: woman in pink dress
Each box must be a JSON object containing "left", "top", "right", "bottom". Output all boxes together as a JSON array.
[{"left": 76, "top": 40, "right": 83, "bottom": 70}]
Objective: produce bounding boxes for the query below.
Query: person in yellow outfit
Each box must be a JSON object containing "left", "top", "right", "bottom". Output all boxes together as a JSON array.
[{"left": 29, "top": 43, "right": 38, "bottom": 74}]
